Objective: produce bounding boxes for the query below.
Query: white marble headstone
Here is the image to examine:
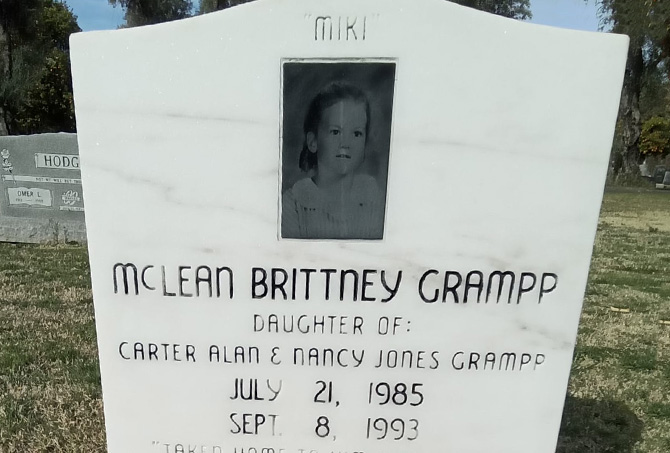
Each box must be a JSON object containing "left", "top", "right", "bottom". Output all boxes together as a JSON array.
[{"left": 70, "top": 0, "right": 628, "bottom": 452}]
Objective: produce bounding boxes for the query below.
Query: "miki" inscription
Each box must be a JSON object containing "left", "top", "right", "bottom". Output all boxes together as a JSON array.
[{"left": 311, "top": 15, "right": 368, "bottom": 41}]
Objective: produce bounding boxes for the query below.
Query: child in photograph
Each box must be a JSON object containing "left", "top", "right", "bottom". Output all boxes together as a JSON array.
[{"left": 282, "top": 82, "right": 385, "bottom": 240}]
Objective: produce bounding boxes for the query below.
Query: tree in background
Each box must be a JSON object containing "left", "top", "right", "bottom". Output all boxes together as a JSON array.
[
  {"left": 0, "top": 0, "right": 41, "bottom": 134},
  {"left": 0, "top": 0, "right": 80, "bottom": 135},
  {"left": 109, "top": 0, "right": 193, "bottom": 27},
  {"left": 14, "top": 49, "right": 76, "bottom": 133},
  {"left": 198, "top": 0, "right": 252, "bottom": 14},
  {"left": 596, "top": 0, "right": 670, "bottom": 177},
  {"left": 452, "top": 0, "right": 531, "bottom": 20},
  {"left": 197, "top": 0, "right": 531, "bottom": 19}
]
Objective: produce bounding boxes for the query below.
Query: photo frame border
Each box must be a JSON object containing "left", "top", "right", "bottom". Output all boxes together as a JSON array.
[{"left": 277, "top": 57, "right": 399, "bottom": 242}]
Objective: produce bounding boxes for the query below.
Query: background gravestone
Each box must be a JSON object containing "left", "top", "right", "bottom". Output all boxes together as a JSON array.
[
  {"left": 70, "top": 0, "right": 628, "bottom": 452},
  {"left": 0, "top": 133, "right": 85, "bottom": 243}
]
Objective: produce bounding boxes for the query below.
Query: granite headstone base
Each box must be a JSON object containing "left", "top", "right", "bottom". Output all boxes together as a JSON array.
[{"left": 0, "top": 216, "right": 86, "bottom": 243}]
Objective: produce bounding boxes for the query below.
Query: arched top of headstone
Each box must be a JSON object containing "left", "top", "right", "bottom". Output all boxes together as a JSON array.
[{"left": 70, "top": 1, "right": 628, "bottom": 452}]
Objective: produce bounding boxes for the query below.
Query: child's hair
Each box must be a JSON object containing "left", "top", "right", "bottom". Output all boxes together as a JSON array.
[{"left": 299, "top": 81, "right": 371, "bottom": 172}]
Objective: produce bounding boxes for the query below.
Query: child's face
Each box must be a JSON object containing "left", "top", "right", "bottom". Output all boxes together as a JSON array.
[{"left": 308, "top": 99, "right": 367, "bottom": 178}]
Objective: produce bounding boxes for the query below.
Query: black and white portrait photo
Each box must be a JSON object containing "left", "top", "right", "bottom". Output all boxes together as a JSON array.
[{"left": 280, "top": 60, "right": 396, "bottom": 240}]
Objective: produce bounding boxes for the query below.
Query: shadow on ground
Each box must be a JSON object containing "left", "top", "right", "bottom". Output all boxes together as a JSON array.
[{"left": 556, "top": 395, "right": 643, "bottom": 452}]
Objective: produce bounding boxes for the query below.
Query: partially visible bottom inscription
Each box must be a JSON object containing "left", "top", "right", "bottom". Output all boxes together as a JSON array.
[{"left": 154, "top": 444, "right": 365, "bottom": 453}]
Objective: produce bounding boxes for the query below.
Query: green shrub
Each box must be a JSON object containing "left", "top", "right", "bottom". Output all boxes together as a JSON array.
[{"left": 640, "top": 116, "right": 670, "bottom": 155}]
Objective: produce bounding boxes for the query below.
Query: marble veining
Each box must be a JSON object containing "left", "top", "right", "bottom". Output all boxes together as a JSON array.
[{"left": 70, "top": 0, "right": 628, "bottom": 452}]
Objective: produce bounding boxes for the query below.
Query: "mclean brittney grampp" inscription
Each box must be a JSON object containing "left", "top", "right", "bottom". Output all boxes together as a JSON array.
[{"left": 112, "top": 263, "right": 558, "bottom": 305}]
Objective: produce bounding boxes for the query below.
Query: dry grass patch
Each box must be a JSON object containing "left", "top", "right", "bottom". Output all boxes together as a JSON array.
[
  {"left": 558, "top": 189, "right": 670, "bottom": 453},
  {"left": 0, "top": 244, "right": 105, "bottom": 453}
]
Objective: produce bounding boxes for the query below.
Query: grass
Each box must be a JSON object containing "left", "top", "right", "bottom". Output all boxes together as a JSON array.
[
  {"left": 0, "top": 245, "right": 104, "bottom": 452},
  {"left": 556, "top": 189, "right": 670, "bottom": 453},
  {"left": 0, "top": 189, "right": 668, "bottom": 452}
]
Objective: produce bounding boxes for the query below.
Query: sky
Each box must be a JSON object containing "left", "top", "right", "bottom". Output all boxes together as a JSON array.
[
  {"left": 530, "top": 0, "right": 602, "bottom": 32},
  {"left": 68, "top": 0, "right": 124, "bottom": 31},
  {"left": 67, "top": 0, "right": 603, "bottom": 33}
]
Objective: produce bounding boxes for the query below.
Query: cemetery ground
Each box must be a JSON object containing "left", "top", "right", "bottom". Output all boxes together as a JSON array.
[{"left": 0, "top": 190, "right": 668, "bottom": 452}]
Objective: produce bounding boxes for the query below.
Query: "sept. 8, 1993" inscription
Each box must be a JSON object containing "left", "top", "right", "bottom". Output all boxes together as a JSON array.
[{"left": 307, "top": 14, "right": 377, "bottom": 41}]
